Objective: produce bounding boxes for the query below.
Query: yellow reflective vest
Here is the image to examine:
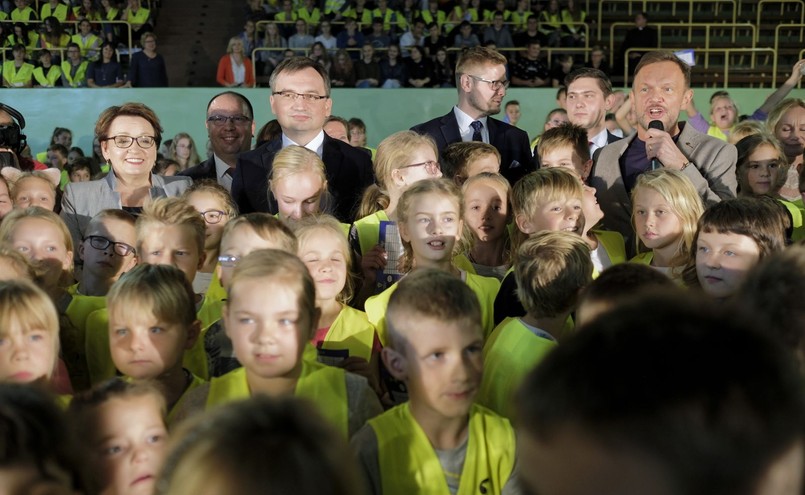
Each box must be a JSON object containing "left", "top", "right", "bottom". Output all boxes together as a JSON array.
[
  {"left": 206, "top": 361, "right": 349, "bottom": 436},
  {"left": 60, "top": 60, "right": 89, "bottom": 87},
  {"left": 369, "top": 402, "right": 515, "bottom": 495},
  {"left": 33, "top": 64, "right": 62, "bottom": 86},
  {"left": 2, "top": 61, "right": 34, "bottom": 86}
]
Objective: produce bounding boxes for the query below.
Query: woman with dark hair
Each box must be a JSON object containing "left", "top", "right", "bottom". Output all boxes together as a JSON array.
[
  {"left": 405, "top": 45, "right": 433, "bottom": 88},
  {"left": 87, "top": 41, "right": 124, "bottom": 87}
]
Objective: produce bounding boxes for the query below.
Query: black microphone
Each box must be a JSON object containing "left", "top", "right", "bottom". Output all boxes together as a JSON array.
[{"left": 648, "top": 120, "right": 663, "bottom": 171}]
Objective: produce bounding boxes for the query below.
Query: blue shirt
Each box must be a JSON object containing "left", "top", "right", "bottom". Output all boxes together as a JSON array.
[{"left": 87, "top": 60, "right": 122, "bottom": 86}]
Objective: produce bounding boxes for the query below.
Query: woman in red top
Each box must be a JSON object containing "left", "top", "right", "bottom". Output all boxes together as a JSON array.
[{"left": 216, "top": 36, "right": 255, "bottom": 88}]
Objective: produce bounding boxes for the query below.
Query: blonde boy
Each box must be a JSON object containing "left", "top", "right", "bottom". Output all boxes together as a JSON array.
[
  {"left": 537, "top": 123, "right": 592, "bottom": 181},
  {"left": 85, "top": 198, "right": 213, "bottom": 384},
  {"left": 107, "top": 264, "right": 204, "bottom": 424},
  {"left": 62, "top": 209, "right": 137, "bottom": 390},
  {"left": 494, "top": 167, "right": 584, "bottom": 324},
  {"left": 478, "top": 232, "right": 592, "bottom": 419},
  {"left": 441, "top": 142, "right": 502, "bottom": 186},
  {"left": 352, "top": 269, "right": 517, "bottom": 495}
]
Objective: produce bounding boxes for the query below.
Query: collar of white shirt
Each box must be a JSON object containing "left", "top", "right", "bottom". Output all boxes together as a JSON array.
[
  {"left": 281, "top": 130, "right": 325, "bottom": 157},
  {"left": 589, "top": 128, "right": 609, "bottom": 154},
  {"left": 453, "top": 106, "right": 489, "bottom": 143}
]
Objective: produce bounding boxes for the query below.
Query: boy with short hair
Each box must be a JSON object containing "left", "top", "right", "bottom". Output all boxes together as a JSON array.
[
  {"left": 107, "top": 264, "right": 204, "bottom": 423},
  {"left": 478, "top": 231, "right": 592, "bottom": 419},
  {"left": 352, "top": 269, "right": 518, "bottom": 495},
  {"left": 61, "top": 209, "right": 137, "bottom": 390},
  {"left": 494, "top": 167, "right": 584, "bottom": 323},
  {"left": 516, "top": 290, "right": 805, "bottom": 495},
  {"left": 85, "top": 197, "right": 214, "bottom": 383},
  {"left": 441, "top": 141, "right": 501, "bottom": 186},
  {"left": 538, "top": 123, "right": 627, "bottom": 274}
]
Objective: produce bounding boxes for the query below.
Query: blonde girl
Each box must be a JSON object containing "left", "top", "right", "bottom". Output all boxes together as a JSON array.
[
  {"left": 365, "top": 178, "right": 500, "bottom": 345},
  {"left": 455, "top": 172, "right": 512, "bottom": 280},
  {"left": 351, "top": 130, "right": 442, "bottom": 304},
  {"left": 0, "top": 279, "right": 60, "bottom": 385},
  {"left": 183, "top": 180, "right": 238, "bottom": 295},
  {"left": 1, "top": 168, "right": 61, "bottom": 211},
  {"left": 172, "top": 249, "right": 382, "bottom": 437},
  {"left": 630, "top": 169, "right": 704, "bottom": 278},
  {"left": 169, "top": 132, "right": 202, "bottom": 170},
  {"left": 269, "top": 145, "right": 331, "bottom": 225},
  {"left": 294, "top": 215, "right": 379, "bottom": 389},
  {"left": 0, "top": 207, "right": 74, "bottom": 299}
]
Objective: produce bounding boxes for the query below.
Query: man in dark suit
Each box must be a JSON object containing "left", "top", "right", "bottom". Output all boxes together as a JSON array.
[
  {"left": 565, "top": 67, "right": 621, "bottom": 158},
  {"left": 179, "top": 91, "right": 255, "bottom": 192},
  {"left": 231, "top": 57, "right": 374, "bottom": 223},
  {"left": 410, "top": 46, "right": 535, "bottom": 186}
]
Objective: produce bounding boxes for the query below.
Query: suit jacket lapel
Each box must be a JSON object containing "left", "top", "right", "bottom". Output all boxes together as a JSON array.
[
  {"left": 440, "top": 111, "right": 461, "bottom": 146},
  {"left": 260, "top": 139, "right": 283, "bottom": 170},
  {"left": 321, "top": 135, "right": 342, "bottom": 182}
]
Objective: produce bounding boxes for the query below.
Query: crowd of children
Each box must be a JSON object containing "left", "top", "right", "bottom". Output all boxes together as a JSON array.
[{"left": 2, "top": 67, "right": 805, "bottom": 495}]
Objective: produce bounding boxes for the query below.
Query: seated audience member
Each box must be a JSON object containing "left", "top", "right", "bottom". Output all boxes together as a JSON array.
[
  {"left": 516, "top": 289, "right": 805, "bottom": 495},
  {"left": 352, "top": 269, "right": 518, "bottom": 494},
  {"left": 87, "top": 42, "right": 124, "bottom": 88},
  {"left": 216, "top": 36, "right": 256, "bottom": 88},
  {"left": 510, "top": 40, "right": 549, "bottom": 88}
]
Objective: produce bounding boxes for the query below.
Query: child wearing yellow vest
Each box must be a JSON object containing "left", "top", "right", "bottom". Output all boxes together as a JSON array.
[
  {"left": 294, "top": 215, "right": 379, "bottom": 381},
  {"left": 84, "top": 198, "right": 217, "bottom": 383},
  {"left": 107, "top": 264, "right": 205, "bottom": 425},
  {"left": 172, "top": 249, "right": 382, "bottom": 436},
  {"left": 205, "top": 212, "right": 298, "bottom": 376},
  {"left": 538, "top": 124, "right": 627, "bottom": 274},
  {"left": 350, "top": 130, "right": 443, "bottom": 306},
  {"left": 352, "top": 269, "right": 518, "bottom": 495},
  {"left": 365, "top": 179, "right": 500, "bottom": 345},
  {"left": 478, "top": 231, "right": 592, "bottom": 420},
  {"left": 62, "top": 209, "right": 137, "bottom": 391}
]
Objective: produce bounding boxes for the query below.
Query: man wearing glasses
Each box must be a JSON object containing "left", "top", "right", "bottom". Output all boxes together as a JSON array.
[
  {"left": 180, "top": 91, "right": 255, "bottom": 193},
  {"left": 411, "top": 46, "right": 535, "bottom": 185},
  {"left": 232, "top": 57, "right": 374, "bottom": 223}
]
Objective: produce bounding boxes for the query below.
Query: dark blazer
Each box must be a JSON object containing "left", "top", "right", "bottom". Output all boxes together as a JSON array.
[
  {"left": 231, "top": 134, "right": 375, "bottom": 223},
  {"left": 411, "top": 110, "right": 536, "bottom": 185},
  {"left": 178, "top": 156, "right": 216, "bottom": 182}
]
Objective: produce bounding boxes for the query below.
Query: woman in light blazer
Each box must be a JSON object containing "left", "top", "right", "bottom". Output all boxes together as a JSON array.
[{"left": 61, "top": 102, "right": 191, "bottom": 261}]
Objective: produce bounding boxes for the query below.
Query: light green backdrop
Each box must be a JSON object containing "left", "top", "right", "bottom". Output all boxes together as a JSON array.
[{"left": 2, "top": 87, "right": 803, "bottom": 158}]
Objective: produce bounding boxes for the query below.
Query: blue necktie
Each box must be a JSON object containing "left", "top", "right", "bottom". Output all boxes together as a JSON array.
[{"left": 470, "top": 120, "right": 483, "bottom": 142}]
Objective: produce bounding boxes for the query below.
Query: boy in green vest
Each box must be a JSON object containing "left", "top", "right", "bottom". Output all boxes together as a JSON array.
[
  {"left": 352, "top": 269, "right": 519, "bottom": 495},
  {"left": 107, "top": 264, "right": 204, "bottom": 425},
  {"left": 477, "top": 231, "right": 592, "bottom": 419},
  {"left": 515, "top": 290, "right": 805, "bottom": 495}
]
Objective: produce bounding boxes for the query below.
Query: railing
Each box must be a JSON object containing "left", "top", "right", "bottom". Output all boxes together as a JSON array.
[
  {"left": 0, "top": 19, "right": 133, "bottom": 57},
  {"left": 597, "top": 0, "right": 737, "bottom": 40},
  {"left": 757, "top": 0, "right": 805, "bottom": 43},
  {"left": 609, "top": 22, "right": 756, "bottom": 68},
  {"left": 622, "top": 47, "right": 777, "bottom": 86}
]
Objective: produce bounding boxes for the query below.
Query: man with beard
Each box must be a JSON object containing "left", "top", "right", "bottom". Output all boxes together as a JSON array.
[
  {"left": 179, "top": 92, "right": 254, "bottom": 193},
  {"left": 411, "top": 46, "right": 535, "bottom": 185}
]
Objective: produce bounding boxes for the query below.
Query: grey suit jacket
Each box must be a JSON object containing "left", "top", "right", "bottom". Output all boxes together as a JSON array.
[
  {"left": 590, "top": 122, "right": 737, "bottom": 247},
  {"left": 61, "top": 171, "right": 191, "bottom": 257}
]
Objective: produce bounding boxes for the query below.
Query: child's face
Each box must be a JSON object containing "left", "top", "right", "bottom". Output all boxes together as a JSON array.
[
  {"left": 92, "top": 394, "right": 167, "bottom": 495},
  {"left": 464, "top": 154, "right": 500, "bottom": 179},
  {"left": 139, "top": 224, "right": 202, "bottom": 284},
  {"left": 81, "top": 217, "right": 138, "bottom": 281},
  {"left": 580, "top": 184, "right": 603, "bottom": 233},
  {"left": 518, "top": 195, "right": 583, "bottom": 235},
  {"left": 695, "top": 231, "right": 760, "bottom": 299},
  {"left": 399, "top": 192, "right": 463, "bottom": 266},
  {"left": 67, "top": 149, "right": 82, "bottom": 165},
  {"left": 47, "top": 151, "right": 66, "bottom": 170},
  {"left": 186, "top": 191, "right": 230, "bottom": 251},
  {"left": 109, "top": 307, "right": 194, "bottom": 379},
  {"left": 463, "top": 179, "right": 508, "bottom": 243},
  {"left": 9, "top": 218, "right": 72, "bottom": 290},
  {"left": 70, "top": 168, "right": 91, "bottom": 182},
  {"left": 0, "top": 180, "right": 12, "bottom": 218},
  {"left": 632, "top": 188, "right": 682, "bottom": 251},
  {"left": 741, "top": 144, "right": 782, "bottom": 196},
  {"left": 710, "top": 96, "right": 737, "bottom": 130},
  {"left": 505, "top": 104, "right": 521, "bottom": 125},
  {"left": 393, "top": 145, "right": 442, "bottom": 188},
  {"left": 539, "top": 146, "right": 591, "bottom": 181},
  {"left": 386, "top": 316, "right": 483, "bottom": 420},
  {"left": 0, "top": 316, "right": 56, "bottom": 383},
  {"left": 175, "top": 138, "right": 191, "bottom": 160},
  {"left": 13, "top": 178, "right": 56, "bottom": 211},
  {"left": 224, "top": 277, "right": 307, "bottom": 380},
  {"left": 272, "top": 171, "right": 324, "bottom": 222},
  {"left": 299, "top": 229, "right": 348, "bottom": 302},
  {"left": 217, "top": 225, "right": 286, "bottom": 288}
]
